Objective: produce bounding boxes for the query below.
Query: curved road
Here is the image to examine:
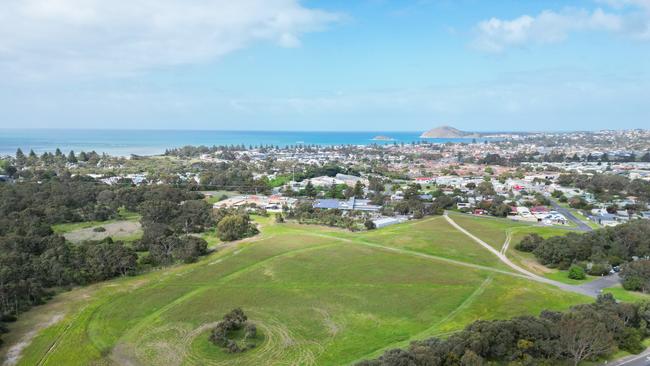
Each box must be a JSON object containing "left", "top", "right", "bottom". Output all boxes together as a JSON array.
[{"left": 443, "top": 212, "right": 618, "bottom": 298}]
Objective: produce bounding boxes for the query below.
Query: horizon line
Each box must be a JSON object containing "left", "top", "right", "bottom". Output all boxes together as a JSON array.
[{"left": 0, "top": 127, "right": 614, "bottom": 134}]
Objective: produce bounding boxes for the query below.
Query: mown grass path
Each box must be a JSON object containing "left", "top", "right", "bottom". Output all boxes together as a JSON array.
[
  {"left": 4, "top": 216, "right": 591, "bottom": 366},
  {"left": 444, "top": 212, "right": 610, "bottom": 298}
]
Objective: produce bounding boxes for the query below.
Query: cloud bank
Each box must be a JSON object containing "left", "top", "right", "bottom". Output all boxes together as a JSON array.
[
  {"left": 472, "top": 1, "right": 650, "bottom": 52},
  {"left": 0, "top": 0, "right": 340, "bottom": 79}
]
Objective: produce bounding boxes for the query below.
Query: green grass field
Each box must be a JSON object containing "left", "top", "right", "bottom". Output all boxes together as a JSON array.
[
  {"left": 448, "top": 213, "right": 600, "bottom": 284},
  {"left": 3, "top": 215, "right": 592, "bottom": 366}
]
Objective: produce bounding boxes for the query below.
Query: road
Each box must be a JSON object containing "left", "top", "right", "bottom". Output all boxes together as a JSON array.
[
  {"left": 549, "top": 199, "right": 593, "bottom": 232},
  {"left": 605, "top": 349, "right": 650, "bottom": 366},
  {"left": 444, "top": 212, "right": 617, "bottom": 298}
]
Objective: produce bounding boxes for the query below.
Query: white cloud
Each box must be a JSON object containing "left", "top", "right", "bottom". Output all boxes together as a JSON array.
[
  {"left": 0, "top": 0, "right": 340, "bottom": 79},
  {"left": 472, "top": 2, "right": 650, "bottom": 52}
]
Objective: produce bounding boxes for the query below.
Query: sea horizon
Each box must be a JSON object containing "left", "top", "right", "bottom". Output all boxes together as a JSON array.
[{"left": 0, "top": 128, "right": 485, "bottom": 157}]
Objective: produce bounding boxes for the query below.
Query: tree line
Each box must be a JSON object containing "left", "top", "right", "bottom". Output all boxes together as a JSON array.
[
  {"left": 515, "top": 220, "right": 650, "bottom": 273},
  {"left": 358, "top": 294, "right": 649, "bottom": 366}
]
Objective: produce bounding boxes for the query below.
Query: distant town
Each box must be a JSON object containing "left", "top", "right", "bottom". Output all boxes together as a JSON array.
[{"left": 3, "top": 127, "right": 648, "bottom": 232}]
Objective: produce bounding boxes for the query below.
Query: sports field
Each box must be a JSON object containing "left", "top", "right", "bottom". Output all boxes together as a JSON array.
[{"left": 2, "top": 216, "right": 591, "bottom": 366}]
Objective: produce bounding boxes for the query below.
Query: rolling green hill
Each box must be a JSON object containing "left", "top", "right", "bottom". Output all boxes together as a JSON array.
[{"left": 4, "top": 216, "right": 591, "bottom": 366}]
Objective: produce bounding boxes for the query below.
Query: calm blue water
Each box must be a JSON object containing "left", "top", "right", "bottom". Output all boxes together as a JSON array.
[{"left": 0, "top": 129, "right": 481, "bottom": 156}]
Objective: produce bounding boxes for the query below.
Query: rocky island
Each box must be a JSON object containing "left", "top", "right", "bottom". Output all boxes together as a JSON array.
[{"left": 420, "top": 125, "right": 480, "bottom": 138}]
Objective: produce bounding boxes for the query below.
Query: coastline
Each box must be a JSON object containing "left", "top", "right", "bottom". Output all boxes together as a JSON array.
[{"left": 0, "top": 129, "right": 480, "bottom": 157}]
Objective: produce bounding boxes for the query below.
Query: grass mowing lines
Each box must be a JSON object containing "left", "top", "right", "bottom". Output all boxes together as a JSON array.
[
  {"left": 102, "top": 240, "right": 342, "bottom": 364},
  {"left": 166, "top": 248, "right": 487, "bottom": 365},
  {"left": 13, "top": 217, "right": 593, "bottom": 366},
  {"left": 117, "top": 238, "right": 493, "bottom": 365},
  {"left": 120, "top": 242, "right": 341, "bottom": 338}
]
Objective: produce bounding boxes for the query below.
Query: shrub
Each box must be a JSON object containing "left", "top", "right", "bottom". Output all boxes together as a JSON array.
[
  {"left": 589, "top": 263, "right": 611, "bottom": 276},
  {"left": 93, "top": 226, "right": 106, "bottom": 232},
  {"left": 209, "top": 308, "right": 257, "bottom": 353},
  {"left": 568, "top": 264, "right": 586, "bottom": 280},
  {"left": 623, "top": 276, "right": 644, "bottom": 292}
]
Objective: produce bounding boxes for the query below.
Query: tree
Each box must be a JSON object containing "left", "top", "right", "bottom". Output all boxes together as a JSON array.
[
  {"left": 368, "top": 177, "right": 385, "bottom": 193},
  {"left": 149, "top": 235, "right": 182, "bottom": 265},
  {"left": 67, "top": 150, "right": 78, "bottom": 163},
  {"left": 476, "top": 181, "right": 495, "bottom": 196},
  {"left": 515, "top": 233, "right": 543, "bottom": 252},
  {"left": 303, "top": 180, "right": 317, "bottom": 198},
  {"left": 27, "top": 150, "right": 38, "bottom": 166},
  {"left": 174, "top": 200, "right": 212, "bottom": 233},
  {"left": 173, "top": 236, "right": 208, "bottom": 263},
  {"left": 353, "top": 181, "right": 365, "bottom": 198},
  {"left": 209, "top": 308, "right": 257, "bottom": 353},
  {"left": 139, "top": 200, "right": 178, "bottom": 226},
  {"left": 560, "top": 311, "right": 614, "bottom": 366},
  {"left": 83, "top": 240, "right": 137, "bottom": 280},
  {"left": 460, "top": 350, "right": 484, "bottom": 366},
  {"left": 217, "top": 214, "right": 258, "bottom": 241},
  {"left": 15, "top": 148, "right": 26, "bottom": 166}
]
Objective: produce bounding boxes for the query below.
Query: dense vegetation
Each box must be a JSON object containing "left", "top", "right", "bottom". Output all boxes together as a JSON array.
[
  {"left": 621, "top": 260, "right": 650, "bottom": 293},
  {"left": 557, "top": 172, "right": 650, "bottom": 205},
  {"left": 0, "top": 178, "right": 216, "bottom": 346},
  {"left": 358, "top": 294, "right": 647, "bottom": 366},
  {"left": 515, "top": 220, "right": 650, "bottom": 271}
]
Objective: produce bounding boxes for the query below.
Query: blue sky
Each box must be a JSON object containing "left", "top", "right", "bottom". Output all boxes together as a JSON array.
[{"left": 0, "top": 0, "right": 649, "bottom": 132}]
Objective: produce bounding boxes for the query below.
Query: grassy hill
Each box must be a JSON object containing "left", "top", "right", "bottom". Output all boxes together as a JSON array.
[{"left": 5, "top": 216, "right": 591, "bottom": 366}]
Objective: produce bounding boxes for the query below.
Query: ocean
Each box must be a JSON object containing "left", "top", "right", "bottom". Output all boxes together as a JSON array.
[{"left": 0, "top": 129, "right": 482, "bottom": 157}]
